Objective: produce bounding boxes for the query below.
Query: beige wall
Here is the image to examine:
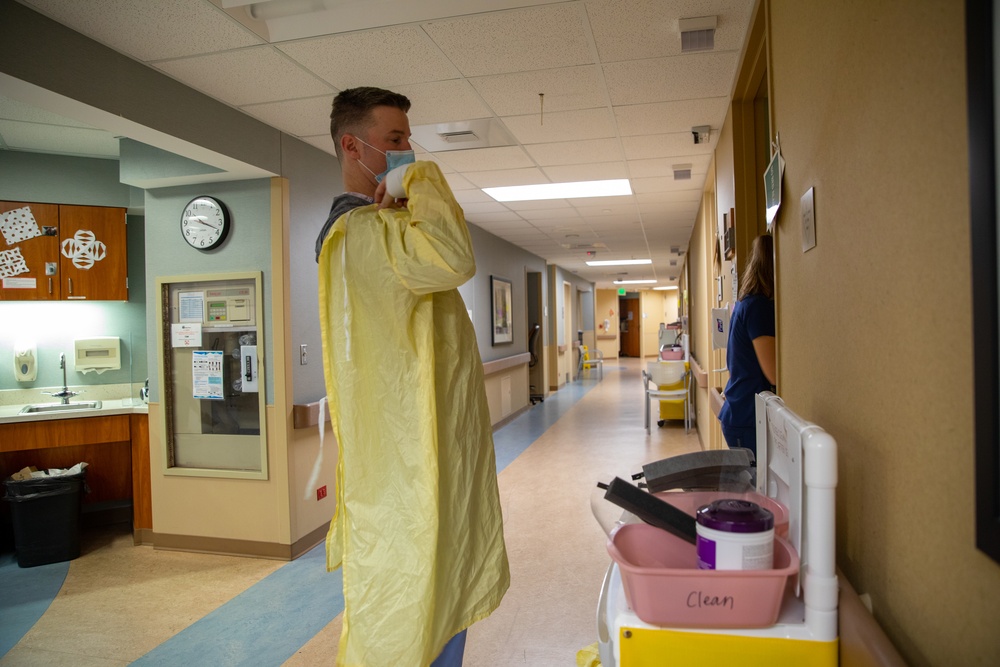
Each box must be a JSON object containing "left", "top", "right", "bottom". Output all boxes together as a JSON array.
[
  {"left": 595, "top": 288, "right": 620, "bottom": 359},
  {"left": 763, "top": 1, "right": 1000, "bottom": 663}
]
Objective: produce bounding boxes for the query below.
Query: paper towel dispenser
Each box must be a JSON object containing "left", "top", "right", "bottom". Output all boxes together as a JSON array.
[{"left": 74, "top": 336, "right": 121, "bottom": 374}]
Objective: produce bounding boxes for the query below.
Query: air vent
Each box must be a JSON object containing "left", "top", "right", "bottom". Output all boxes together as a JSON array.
[
  {"left": 410, "top": 118, "right": 515, "bottom": 152},
  {"left": 439, "top": 130, "right": 479, "bottom": 144},
  {"left": 680, "top": 16, "right": 717, "bottom": 53},
  {"left": 673, "top": 164, "right": 692, "bottom": 180},
  {"left": 670, "top": 246, "right": 680, "bottom": 254}
]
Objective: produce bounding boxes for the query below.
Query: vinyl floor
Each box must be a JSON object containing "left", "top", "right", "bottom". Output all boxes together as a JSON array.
[{"left": 0, "top": 357, "right": 700, "bottom": 666}]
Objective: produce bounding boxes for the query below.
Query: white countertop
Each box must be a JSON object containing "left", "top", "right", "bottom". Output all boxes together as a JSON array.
[{"left": 0, "top": 398, "right": 148, "bottom": 425}]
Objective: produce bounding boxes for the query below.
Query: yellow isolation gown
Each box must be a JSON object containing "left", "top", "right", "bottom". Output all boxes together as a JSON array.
[{"left": 318, "top": 161, "right": 510, "bottom": 666}]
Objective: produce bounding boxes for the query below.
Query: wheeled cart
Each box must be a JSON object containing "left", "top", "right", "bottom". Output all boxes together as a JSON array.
[{"left": 597, "top": 392, "right": 839, "bottom": 666}]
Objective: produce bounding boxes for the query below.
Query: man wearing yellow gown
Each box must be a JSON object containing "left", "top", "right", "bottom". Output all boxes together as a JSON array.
[{"left": 315, "top": 87, "right": 510, "bottom": 666}]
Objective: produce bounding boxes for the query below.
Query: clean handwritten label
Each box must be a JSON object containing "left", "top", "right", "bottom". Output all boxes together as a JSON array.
[{"left": 687, "top": 590, "right": 735, "bottom": 610}]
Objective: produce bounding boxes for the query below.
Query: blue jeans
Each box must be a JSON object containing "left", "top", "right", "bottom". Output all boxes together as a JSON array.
[
  {"left": 722, "top": 424, "right": 757, "bottom": 456},
  {"left": 430, "top": 630, "right": 467, "bottom": 667}
]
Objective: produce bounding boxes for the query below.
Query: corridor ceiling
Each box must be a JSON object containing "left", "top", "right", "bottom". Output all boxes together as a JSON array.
[{"left": 3, "top": 0, "right": 754, "bottom": 288}]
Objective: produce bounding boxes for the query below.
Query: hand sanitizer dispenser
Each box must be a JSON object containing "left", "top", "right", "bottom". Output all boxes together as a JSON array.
[{"left": 14, "top": 341, "right": 37, "bottom": 382}]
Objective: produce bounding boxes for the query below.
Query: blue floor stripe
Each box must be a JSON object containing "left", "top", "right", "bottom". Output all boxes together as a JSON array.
[
  {"left": 131, "top": 545, "right": 343, "bottom": 666},
  {"left": 0, "top": 553, "right": 69, "bottom": 657},
  {"left": 492, "top": 378, "right": 598, "bottom": 473}
]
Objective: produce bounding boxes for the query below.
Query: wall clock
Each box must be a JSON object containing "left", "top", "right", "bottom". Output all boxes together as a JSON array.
[{"left": 181, "top": 196, "right": 230, "bottom": 250}]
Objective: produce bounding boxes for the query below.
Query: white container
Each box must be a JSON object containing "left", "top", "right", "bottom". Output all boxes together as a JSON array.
[{"left": 696, "top": 499, "right": 774, "bottom": 570}]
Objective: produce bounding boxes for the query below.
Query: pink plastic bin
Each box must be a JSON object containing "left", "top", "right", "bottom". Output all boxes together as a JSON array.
[
  {"left": 655, "top": 490, "right": 790, "bottom": 539},
  {"left": 607, "top": 523, "right": 799, "bottom": 628},
  {"left": 659, "top": 348, "right": 684, "bottom": 360}
]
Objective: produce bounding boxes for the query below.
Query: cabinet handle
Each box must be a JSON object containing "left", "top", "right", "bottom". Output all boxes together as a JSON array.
[{"left": 68, "top": 277, "right": 73, "bottom": 295}]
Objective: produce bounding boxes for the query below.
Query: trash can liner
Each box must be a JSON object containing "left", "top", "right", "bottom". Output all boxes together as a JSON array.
[{"left": 3, "top": 464, "right": 88, "bottom": 568}]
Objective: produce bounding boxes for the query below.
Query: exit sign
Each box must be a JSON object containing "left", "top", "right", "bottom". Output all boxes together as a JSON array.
[{"left": 618, "top": 287, "right": 626, "bottom": 295}]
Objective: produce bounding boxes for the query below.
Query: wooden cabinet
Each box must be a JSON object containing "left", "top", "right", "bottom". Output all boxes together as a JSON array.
[
  {"left": 0, "top": 201, "right": 127, "bottom": 301},
  {"left": 0, "top": 201, "right": 61, "bottom": 300}
]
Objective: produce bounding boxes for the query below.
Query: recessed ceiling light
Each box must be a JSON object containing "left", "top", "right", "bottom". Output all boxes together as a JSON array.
[
  {"left": 483, "top": 179, "right": 632, "bottom": 202},
  {"left": 585, "top": 259, "right": 652, "bottom": 266},
  {"left": 613, "top": 279, "right": 657, "bottom": 285}
]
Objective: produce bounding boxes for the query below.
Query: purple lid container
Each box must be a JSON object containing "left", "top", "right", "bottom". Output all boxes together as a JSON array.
[{"left": 696, "top": 499, "right": 774, "bottom": 533}]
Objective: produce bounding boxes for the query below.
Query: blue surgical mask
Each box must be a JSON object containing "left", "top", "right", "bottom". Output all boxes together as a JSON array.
[{"left": 355, "top": 137, "right": 415, "bottom": 183}]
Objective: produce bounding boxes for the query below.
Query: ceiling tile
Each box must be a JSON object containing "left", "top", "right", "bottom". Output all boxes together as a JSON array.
[
  {"left": 543, "top": 162, "right": 628, "bottom": 182},
  {"left": 586, "top": 0, "right": 754, "bottom": 63},
  {"left": 631, "top": 176, "right": 705, "bottom": 196},
  {"left": 525, "top": 138, "right": 622, "bottom": 166},
  {"left": 277, "top": 26, "right": 460, "bottom": 89},
  {"left": 502, "top": 199, "right": 574, "bottom": 212},
  {"left": 433, "top": 146, "right": 534, "bottom": 172},
  {"left": 622, "top": 132, "right": 714, "bottom": 160},
  {"left": 615, "top": 98, "right": 730, "bottom": 136},
  {"left": 241, "top": 96, "right": 332, "bottom": 137},
  {"left": 423, "top": 4, "right": 593, "bottom": 77},
  {"left": 300, "top": 134, "right": 337, "bottom": 156},
  {"left": 463, "top": 167, "right": 548, "bottom": 188},
  {"left": 380, "top": 80, "right": 492, "bottom": 125},
  {"left": 603, "top": 52, "right": 739, "bottom": 106},
  {"left": 465, "top": 211, "right": 527, "bottom": 224},
  {"left": 627, "top": 155, "right": 712, "bottom": 178},
  {"left": 22, "top": 0, "right": 262, "bottom": 61},
  {"left": 469, "top": 66, "right": 605, "bottom": 117},
  {"left": 155, "top": 47, "right": 332, "bottom": 106},
  {"left": 502, "top": 108, "right": 615, "bottom": 145}
]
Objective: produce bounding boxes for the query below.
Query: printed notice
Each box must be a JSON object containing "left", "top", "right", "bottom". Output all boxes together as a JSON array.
[
  {"left": 192, "top": 350, "right": 224, "bottom": 400},
  {"left": 171, "top": 322, "right": 202, "bottom": 348},
  {"left": 179, "top": 291, "right": 205, "bottom": 323}
]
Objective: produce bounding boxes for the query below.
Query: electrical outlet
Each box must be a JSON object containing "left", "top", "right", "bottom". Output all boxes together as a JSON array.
[
  {"left": 299, "top": 344, "right": 308, "bottom": 365},
  {"left": 316, "top": 485, "right": 327, "bottom": 501}
]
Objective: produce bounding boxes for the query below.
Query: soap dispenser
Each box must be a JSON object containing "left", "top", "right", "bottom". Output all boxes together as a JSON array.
[{"left": 14, "top": 342, "right": 37, "bottom": 382}]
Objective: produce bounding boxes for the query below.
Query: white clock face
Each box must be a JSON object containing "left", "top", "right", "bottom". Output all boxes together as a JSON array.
[{"left": 181, "top": 197, "right": 229, "bottom": 250}]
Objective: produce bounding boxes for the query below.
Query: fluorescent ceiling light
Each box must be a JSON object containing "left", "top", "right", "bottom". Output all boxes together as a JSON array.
[
  {"left": 484, "top": 179, "right": 632, "bottom": 202},
  {"left": 613, "top": 279, "right": 657, "bottom": 285},
  {"left": 654, "top": 286, "right": 679, "bottom": 291},
  {"left": 585, "top": 259, "right": 651, "bottom": 267}
]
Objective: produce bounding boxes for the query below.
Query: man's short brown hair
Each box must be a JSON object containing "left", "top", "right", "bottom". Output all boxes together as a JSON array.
[{"left": 329, "top": 87, "right": 411, "bottom": 161}]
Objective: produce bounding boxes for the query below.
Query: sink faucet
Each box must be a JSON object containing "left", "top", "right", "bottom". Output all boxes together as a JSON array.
[{"left": 44, "top": 353, "right": 79, "bottom": 404}]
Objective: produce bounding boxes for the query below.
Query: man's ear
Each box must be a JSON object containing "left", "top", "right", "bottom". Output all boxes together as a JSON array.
[{"left": 340, "top": 134, "right": 360, "bottom": 160}]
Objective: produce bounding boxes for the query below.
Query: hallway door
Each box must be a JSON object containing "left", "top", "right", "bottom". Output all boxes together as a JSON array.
[{"left": 620, "top": 297, "right": 640, "bottom": 357}]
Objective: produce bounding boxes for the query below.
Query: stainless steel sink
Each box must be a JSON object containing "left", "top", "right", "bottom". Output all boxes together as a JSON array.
[{"left": 19, "top": 401, "right": 103, "bottom": 414}]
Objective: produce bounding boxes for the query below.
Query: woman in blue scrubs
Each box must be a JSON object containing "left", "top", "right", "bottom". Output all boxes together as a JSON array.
[{"left": 719, "top": 234, "right": 776, "bottom": 456}]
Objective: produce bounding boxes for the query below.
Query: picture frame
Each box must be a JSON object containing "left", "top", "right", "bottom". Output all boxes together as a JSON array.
[
  {"left": 966, "top": 0, "right": 1000, "bottom": 566},
  {"left": 491, "top": 275, "right": 513, "bottom": 345}
]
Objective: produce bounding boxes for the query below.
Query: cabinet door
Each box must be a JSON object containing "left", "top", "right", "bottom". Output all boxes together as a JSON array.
[
  {"left": 0, "top": 201, "right": 61, "bottom": 300},
  {"left": 59, "top": 205, "right": 127, "bottom": 301}
]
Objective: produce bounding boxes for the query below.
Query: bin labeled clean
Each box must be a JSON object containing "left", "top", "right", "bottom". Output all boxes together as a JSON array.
[{"left": 3, "top": 463, "right": 88, "bottom": 568}]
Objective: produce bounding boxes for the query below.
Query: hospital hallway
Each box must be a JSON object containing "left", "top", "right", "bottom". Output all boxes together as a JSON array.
[{"left": 0, "top": 357, "right": 701, "bottom": 666}]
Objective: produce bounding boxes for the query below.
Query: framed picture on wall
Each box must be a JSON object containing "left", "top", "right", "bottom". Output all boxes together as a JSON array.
[{"left": 491, "top": 275, "right": 513, "bottom": 345}]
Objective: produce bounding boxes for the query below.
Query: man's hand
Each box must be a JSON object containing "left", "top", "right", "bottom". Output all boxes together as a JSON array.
[{"left": 375, "top": 180, "right": 407, "bottom": 210}]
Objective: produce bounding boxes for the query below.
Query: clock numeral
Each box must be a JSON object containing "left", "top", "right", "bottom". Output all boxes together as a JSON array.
[{"left": 200, "top": 239, "right": 206, "bottom": 246}]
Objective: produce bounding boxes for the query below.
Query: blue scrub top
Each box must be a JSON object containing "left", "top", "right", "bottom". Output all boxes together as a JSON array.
[{"left": 720, "top": 294, "right": 775, "bottom": 429}]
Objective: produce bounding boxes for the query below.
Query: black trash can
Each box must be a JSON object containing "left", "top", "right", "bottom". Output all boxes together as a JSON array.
[{"left": 3, "top": 468, "right": 87, "bottom": 568}]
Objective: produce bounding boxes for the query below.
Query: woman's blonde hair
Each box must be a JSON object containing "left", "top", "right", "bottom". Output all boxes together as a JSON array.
[{"left": 738, "top": 234, "right": 774, "bottom": 300}]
